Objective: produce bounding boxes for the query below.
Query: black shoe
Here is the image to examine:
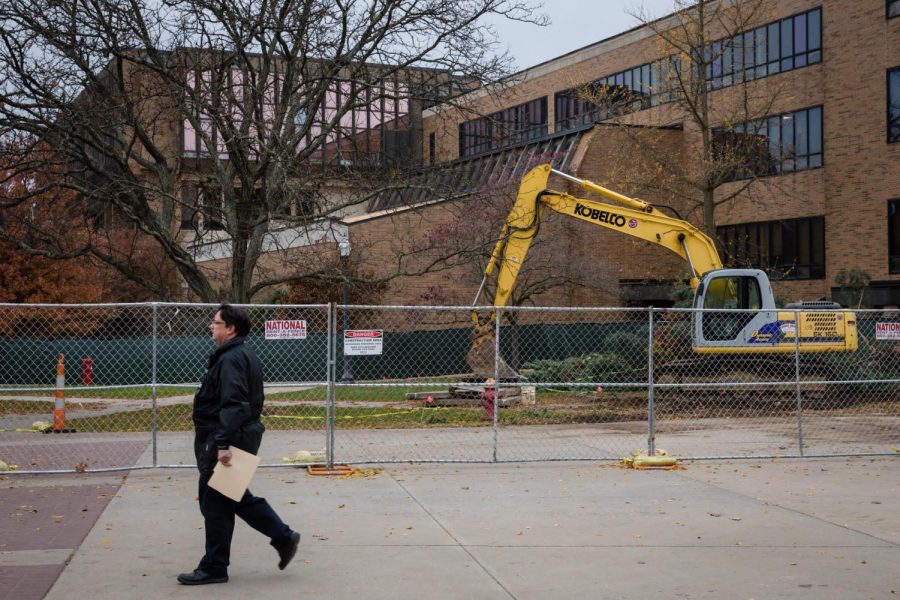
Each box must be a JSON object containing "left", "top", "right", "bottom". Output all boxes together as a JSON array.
[
  {"left": 276, "top": 532, "right": 301, "bottom": 570},
  {"left": 177, "top": 569, "right": 228, "bottom": 585}
]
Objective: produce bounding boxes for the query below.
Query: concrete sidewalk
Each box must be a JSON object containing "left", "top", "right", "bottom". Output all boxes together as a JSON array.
[{"left": 38, "top": 457, "right": 900, "bottom": 599}]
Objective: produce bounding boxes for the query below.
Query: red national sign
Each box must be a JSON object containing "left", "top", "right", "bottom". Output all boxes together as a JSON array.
[
  {"left": 875, "top": 322, "right": 900, "bottom": 340},
  {"left": 264, "top": 319, "right": 307, "bottom": 340}
]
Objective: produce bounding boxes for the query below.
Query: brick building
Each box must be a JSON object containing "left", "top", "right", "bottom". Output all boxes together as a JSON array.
[
  {"left": 70, "top": 51, "right": 457, "bottom": 299},
  {"left": 348, "top": 0, "right": 900, "bottom": 309}
]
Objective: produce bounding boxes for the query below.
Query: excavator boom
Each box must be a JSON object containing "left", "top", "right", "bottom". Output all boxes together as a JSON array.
[{"left": 476, "top": 163, "right": 722, "bottom": 313}]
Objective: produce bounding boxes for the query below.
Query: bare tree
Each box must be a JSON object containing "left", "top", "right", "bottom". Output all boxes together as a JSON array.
[
  {"left": 416, "top": 186, "right": 615, "bottom": 309},
  {"left": 0, "top": 0, "right": 543, "bottom": 302}
]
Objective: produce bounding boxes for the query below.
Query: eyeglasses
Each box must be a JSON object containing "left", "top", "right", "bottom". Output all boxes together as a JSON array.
[{"left": 211, "top": 319, "right": 226, "bottom": 325}]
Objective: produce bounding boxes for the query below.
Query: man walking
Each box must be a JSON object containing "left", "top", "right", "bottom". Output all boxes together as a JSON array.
[{"left": 178, "top": 303, "right": 300, "bottom": 585}]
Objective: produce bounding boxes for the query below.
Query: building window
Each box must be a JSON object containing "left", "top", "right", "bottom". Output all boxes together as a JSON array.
[
  {"left": 713, "top": 106, "right": 823, "bottom": 180},
  {"left": 182, "top": 68, "right": 411, "bottom": 165},
  {"left": 554, "top": 57, "right": 677, "bottom": 132},
  {"left": 889, "top": 200, "right": 900, "bottom": 273},
  {"left": 180, "top": 183, "right": 224, "bottom": 230},
  {"left": 428, "top": 132, "right": 436, "bottom": 165},
  {"left": 459, "top": 97, "right": 548, "bottom": 158},
  {"left": 704, "top": 7, "right": 822, "bottom": 91},
  {"left": 718, "top": 216, "right": 825, "bottom": 280},
  {"left": 890, "top": 67, "right": 900, "bottom": 143},
  {"left": 890, "top": 0, "right": 900, "bottom": 18}
]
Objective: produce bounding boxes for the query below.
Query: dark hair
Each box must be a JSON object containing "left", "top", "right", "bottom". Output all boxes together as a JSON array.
[{"left": 217, "top": 303, "right": 251, "bottom": 337}]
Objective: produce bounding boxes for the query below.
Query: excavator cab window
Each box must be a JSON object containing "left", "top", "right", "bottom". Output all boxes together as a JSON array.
[{"left": 701, "top": 275, "right": 762, "bottom": 341}]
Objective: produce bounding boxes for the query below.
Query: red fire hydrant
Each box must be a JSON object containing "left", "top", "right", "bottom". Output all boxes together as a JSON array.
[
  {"left": 482, "top": 378, "right": 496, "bottom": 420},
  {"left": 82, "top": 357, "right": 94, "bottom": 386}
]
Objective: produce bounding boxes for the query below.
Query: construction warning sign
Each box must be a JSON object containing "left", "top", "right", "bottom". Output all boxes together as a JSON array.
[
  {"left": 875, "top": 322, "right": 900, "bottom": 340},
  {"left": 264, "top": 320, "right": 307, "bottom": 340},
  {"left": 344, "top": 329, "right": 383, "bottom": 355}
]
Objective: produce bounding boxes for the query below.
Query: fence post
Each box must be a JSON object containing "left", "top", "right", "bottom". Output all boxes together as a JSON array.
[
  {"left": 326, "top": 303, "right": 335, "bottom": 469},
  {"left": 647, "top": 308, "right": 656, "bottom": 456},
  {"left": 794, "top": 308, "right": 804, "bottom": 457},
  {"left": 492, "top": 310, "right": 501, "bottom": 463},
  {"left": 151, "top": 303, "right": 158, "bottom": 468}
]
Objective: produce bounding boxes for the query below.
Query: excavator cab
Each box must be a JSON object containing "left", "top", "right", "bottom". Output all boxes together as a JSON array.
[{"left": 691, "top": 269, "right": 780, "bottom": 350}]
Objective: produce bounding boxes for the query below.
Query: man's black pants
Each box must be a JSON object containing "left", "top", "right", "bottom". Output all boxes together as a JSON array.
[{"left": 195, "top": 435, "right": 292, "bottom": 576}]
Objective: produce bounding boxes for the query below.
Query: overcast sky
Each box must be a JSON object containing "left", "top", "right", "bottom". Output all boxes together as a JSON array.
[{"left": 488, "top": 0, "right": 678, "bottom": 72}]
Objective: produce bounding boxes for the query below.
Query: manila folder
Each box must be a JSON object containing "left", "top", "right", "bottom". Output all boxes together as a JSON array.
[{"left": 208, "top": 446, "right": 261, "bottom": 502}]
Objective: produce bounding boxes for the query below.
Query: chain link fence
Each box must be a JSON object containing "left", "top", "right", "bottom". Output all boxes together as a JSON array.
[{"left": 1, "top": 303, "right": 897, "bottom": 473}]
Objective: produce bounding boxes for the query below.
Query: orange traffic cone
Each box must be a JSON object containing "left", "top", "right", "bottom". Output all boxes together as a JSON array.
[{"left": 51, "top": 354, "right": 75, "bottom": 433}]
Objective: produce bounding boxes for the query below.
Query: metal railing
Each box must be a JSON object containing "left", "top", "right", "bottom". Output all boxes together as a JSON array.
[{"left": 1, "top": 302, "right": 897, "bottom": 473}]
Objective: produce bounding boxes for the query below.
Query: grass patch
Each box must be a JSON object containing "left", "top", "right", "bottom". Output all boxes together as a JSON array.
[
  {"left": 2, "top": 386, "right": 192, "bottom": 399},
  {"left": 269, "top": 385, "right": 438, "bottom": 403},
  {"left": 65, "top": 401, "right": 628, "bottom": 432},
  {"left": 68, "top": 403, "right": 195, "bottom": 432},
  {"left": 0, "top": 399, "right": 56, "bottom": 415},
  {"left": 54, "top": 389, "right": 898, "bottom": 433}
]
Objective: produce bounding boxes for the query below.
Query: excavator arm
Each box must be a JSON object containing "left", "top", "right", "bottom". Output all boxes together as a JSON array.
[{"left": 474, "top": 163, "right": 723, "bottom": 315}]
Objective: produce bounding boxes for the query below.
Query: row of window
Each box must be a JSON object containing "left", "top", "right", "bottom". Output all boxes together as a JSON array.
[
  {"left": 180, "top": 184, "right": 319, "bottom": 231},
  {"left": 725, "top": 198, "right": 900, "bottom": 280},
  {"left": 458, "top": 98, "right": 548, "bottom": 158},
  {"left": 554, "top": 58, "right": 678, "bottom": 132},
  {"left": 462, "top": 7, "right": 826, "bottom": 155},
  {"left": 703, "top": 8, "right": 822, "bottom": 91},
  {"left": 182, "top": 68, "right": 410, "bottom": 161},
  {"left": 461, "top": 9, "right": 900, "bottom": 162},
  {"left": 713, "top": 106, "right": 823, "bottom": 181},
  {"left": 718, "top": 216, "right": 825, "bottom": 280}
]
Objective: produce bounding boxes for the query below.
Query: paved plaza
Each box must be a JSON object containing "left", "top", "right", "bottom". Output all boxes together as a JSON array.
[{"left": 2, "top": 455, "right": 898, "bottom": 599}]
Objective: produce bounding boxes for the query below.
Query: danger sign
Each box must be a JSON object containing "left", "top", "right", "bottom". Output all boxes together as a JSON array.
[
  {"left": 344, "top": 329, "right": 383, "bottom": 355},
  {"left": 875, "top": 322, "right": 900, "bottom": 340},
  {"left": 264, "top": 320, "right": 307, "bottom": 340}
]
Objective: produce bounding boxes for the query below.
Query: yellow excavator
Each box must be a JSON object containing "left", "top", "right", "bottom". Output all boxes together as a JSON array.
[{"left": 467, "top": 163, "right": 857, "bottom": 377}]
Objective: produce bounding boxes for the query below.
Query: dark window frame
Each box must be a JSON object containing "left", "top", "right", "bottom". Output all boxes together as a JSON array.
[
  {"left": 459, "top": 97, "right": 548, "bottom": 158},
  {"left": 889, "top": 67, "right": 900, "bottom": 143},
  {"left": 718, "top": 216, "right": 826, "bottom": 280},
  {"left": 889, "top": 199, "right": 900, "bottom": 273},
  {"left": 703, "top": 7, "right": 822, "bottom": 92},
  {"left": 554, "top": 57, "right": 678, "bottom": 133},
  {"left": 713, "top": 105, "right": 824, "bottom": 181},
  {"left": 889, "top": 0, "right": 900, "bottom": 18}
]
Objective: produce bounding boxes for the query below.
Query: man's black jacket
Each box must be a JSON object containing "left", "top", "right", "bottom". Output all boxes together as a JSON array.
[{"left": 193, "top": 336, "right": 265, "bottom": 453}]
